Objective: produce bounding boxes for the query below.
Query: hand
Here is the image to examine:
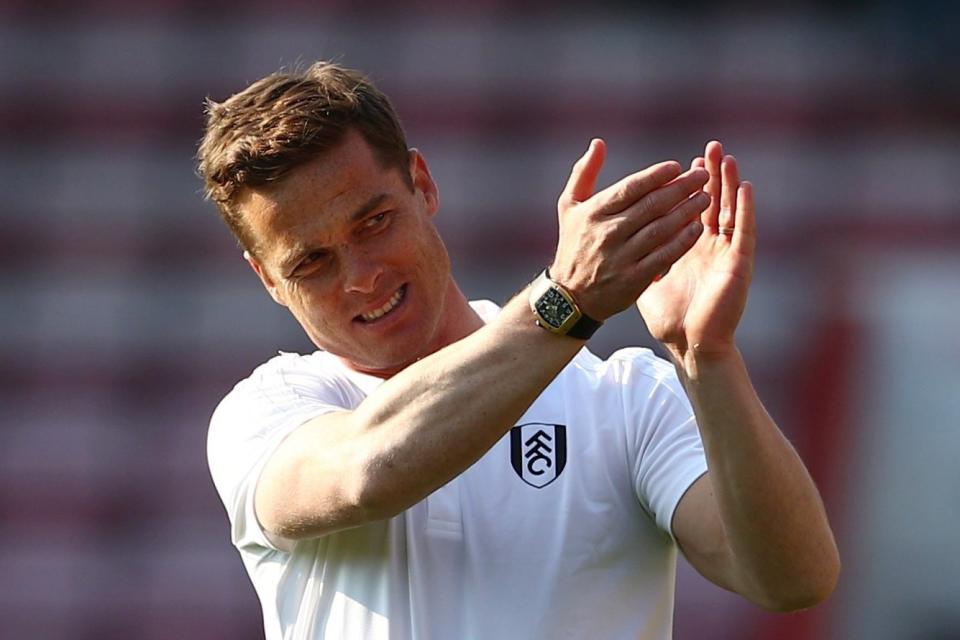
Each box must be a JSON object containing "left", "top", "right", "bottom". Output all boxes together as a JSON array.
[
  {"left": 636, "top": 140, "right": 756, "bottom": 361},
  {"left": 550, "top": 139, "right": 709, "bottom": 321}
]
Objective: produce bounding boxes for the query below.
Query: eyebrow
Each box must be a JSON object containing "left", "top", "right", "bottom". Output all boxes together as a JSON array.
[
  {"left": 350, "top": 193, "right": 390, "bottom": 223},
  {"left": 278, "top": 193, "right": 391, "bottom": 274}
]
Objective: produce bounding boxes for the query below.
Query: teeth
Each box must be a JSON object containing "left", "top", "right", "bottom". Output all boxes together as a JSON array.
[{"left": 361, "top": 288, "right": 404, "bottom": 322}]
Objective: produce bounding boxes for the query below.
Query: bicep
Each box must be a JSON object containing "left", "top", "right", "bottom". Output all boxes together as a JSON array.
[
  {"left": 254, "top": 409, "right": 368, "bottom": 542},
  {"left": 671, "top": 472, "right": 738, "bottom": 594}
]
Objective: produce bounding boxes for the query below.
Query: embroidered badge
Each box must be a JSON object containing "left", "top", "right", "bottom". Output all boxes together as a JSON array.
[{"left": 510, "top": 423, "right": 567, "bottom": 488}]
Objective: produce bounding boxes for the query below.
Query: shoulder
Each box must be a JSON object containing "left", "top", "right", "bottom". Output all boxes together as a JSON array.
[
  {"left": 560, "top": 347, "right": 692, "bottom": 423},
  {"left": 569, "top": 346, "right": 681, "bottom": 391},
  {"left": 609, "top": 347, "right": 684, "bottom": 392},
  {"left": 209, "top": 351, "right": 361, "bottom": 444},
  {"left": 206, "top": 351, "right": 365, "bottom": 494},
  {"left": 224, "top": 351, "right": 358, "bottom": 406}
]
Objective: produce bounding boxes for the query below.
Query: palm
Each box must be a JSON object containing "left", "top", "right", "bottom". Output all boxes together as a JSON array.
[{"left": 637, "top": 143, "right": 756, "bottom": 357}]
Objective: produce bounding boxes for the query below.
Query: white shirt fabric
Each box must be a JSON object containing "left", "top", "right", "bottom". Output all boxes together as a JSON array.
[{"left": 207, "top": 300, "right": 708, "bottom": 640}]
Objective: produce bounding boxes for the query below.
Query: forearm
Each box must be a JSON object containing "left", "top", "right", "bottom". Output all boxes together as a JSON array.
[
  {"left": 675, "top": 348, "right": 840, "bottom": 610},
  {"left": 267, "top": 291, "right": 584, "bottom": 537},
  {"left": 349, "top": 292, "right": 582, "bottom": 515}
]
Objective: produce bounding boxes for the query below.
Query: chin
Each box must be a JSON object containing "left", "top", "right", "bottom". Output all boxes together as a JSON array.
[{"left": 352, "top": 354, "right": 417, "bottom": 378}]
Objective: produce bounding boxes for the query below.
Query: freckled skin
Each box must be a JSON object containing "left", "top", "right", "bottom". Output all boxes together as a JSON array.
[{"left": 239, "top": 130, "right": 482, "bottom": 377}]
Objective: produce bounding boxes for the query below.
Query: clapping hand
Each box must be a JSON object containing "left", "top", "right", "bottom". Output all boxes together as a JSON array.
[{"left": 636, "top": 141, "right": 756, "bottom": 363}]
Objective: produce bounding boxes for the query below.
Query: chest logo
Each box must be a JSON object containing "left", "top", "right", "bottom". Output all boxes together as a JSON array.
[{"left": 510, "top": 423, "right": 567, "bottom": 488}]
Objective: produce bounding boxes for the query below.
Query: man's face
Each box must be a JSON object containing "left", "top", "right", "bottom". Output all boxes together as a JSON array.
[{"left": 239, "top": 130, "right": 454, "bottom": 376}]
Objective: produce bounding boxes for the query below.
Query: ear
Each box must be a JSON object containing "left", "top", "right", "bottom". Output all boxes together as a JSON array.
[
  {"left": 245, "top": 250, "right": 288, "bottom": 307},
  {"left": 408, "top": 148, "right": 439, "bottom": 217}
]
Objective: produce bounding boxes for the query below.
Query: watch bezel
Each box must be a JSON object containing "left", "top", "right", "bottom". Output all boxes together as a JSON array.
[{"left": 529, "top": 271, "right": 583, "bottom": 335}]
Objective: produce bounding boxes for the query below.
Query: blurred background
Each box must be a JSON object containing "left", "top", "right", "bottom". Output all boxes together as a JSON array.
[{"left": 2, "top": 1, "right": 958, "bottom": 638}]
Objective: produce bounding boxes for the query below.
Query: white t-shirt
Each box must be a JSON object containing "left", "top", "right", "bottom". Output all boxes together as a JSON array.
[{"left": 207, "top": 301, "right": 707, "bottom": 640}]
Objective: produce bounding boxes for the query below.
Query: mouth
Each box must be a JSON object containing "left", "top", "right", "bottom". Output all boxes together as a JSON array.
[{"left": 356, "top": 285, "right": 407, "bottom": 323}]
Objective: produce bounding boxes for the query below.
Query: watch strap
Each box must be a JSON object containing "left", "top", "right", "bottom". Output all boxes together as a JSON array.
[{"left": 566, "top": 309, "right": 604, "bottom": 339}]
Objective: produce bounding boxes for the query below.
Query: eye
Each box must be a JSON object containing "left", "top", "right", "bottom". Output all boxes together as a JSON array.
[
  {"left": 292, "top": 251, "right": 330, "bottom": 276},
  {"left": 362, "top": 211, "right": 391, "bottom": 231}
]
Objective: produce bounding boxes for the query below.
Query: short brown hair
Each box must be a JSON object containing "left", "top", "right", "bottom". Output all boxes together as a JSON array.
[{"left": 197, "top": 61, "right": 411, "bottom": 253}]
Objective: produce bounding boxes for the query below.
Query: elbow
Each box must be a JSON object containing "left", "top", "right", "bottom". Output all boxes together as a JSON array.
[
  {"left": 257, "top": 475, "right": 384, "bottom": 541},
  {"left": 757, "top": 587, "right": 831, "bottom": 614},
  {"left": 255, "top": 453, "right": 386, "bottom": 540},
  {"left": 755, "top": 552, "right": 842, "bottom": 613}
]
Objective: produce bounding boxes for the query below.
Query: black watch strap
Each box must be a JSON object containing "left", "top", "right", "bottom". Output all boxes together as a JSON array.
[{"left": 566, "top": 312, "right": 604, "bottom": 339}]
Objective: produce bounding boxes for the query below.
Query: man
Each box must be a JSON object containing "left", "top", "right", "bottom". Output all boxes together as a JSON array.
[{"left": 199, "top": 62, "right": 839, "bottom": 639}]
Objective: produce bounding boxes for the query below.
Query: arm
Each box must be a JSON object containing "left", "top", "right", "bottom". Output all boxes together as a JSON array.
[
  {"left": 671, "top": 352, "right": 839, "bottom": 612},
  {"left": 256, "top": 295, "right": 584, "bottom": 539},
  {"left": 256, "top": 140, "right": 711, "bottom": 541},
  {"left": 639, "top": 142, "right": 839, "bottom": 611}
]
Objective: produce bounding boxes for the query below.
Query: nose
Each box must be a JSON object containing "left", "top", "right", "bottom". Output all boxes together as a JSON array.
[{"left": 340, "top": 245, "right": 383, "bottom": 294}]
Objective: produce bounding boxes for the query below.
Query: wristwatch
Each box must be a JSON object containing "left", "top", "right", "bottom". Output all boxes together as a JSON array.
[{"left": 528, "top": 269, "right": 603, "bottom": 339}]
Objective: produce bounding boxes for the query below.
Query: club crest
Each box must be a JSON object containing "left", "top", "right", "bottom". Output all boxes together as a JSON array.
[{"left": 510, "top": 423, "right": 567, "bottom": 488}]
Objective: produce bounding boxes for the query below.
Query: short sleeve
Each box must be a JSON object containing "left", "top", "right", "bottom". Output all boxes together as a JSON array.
[
  {"left": 616, "top": 349, "right": 708, "bottom": 541},
  {"left": 206, "top": 354, "right": 361, "bottom": 553}
]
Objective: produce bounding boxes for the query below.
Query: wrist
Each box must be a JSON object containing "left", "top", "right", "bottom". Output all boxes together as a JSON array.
[
  {"left": 529, "top": 268, "right": 603, "bottom": 340},
  {"left": 668, "top": 342, "right": 742, "bottom": 381},
  {"left": 546, "top": 261, "right": 605, "bottom": 321}
]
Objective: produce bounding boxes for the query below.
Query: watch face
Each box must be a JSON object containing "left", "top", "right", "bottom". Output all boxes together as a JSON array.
[{"left": 535, "top": 288, "right": 575, "bottom": 329}]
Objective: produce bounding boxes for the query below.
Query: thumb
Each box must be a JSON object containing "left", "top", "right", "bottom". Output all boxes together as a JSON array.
[{"left": 561, "top": 138, "right": 606, "bottom": 204}]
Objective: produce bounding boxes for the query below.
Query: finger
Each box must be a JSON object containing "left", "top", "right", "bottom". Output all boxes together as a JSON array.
[
  {"left": 591, "top": 160, "right": 683, "bottom": 216},
  {"left": 732, "top": 181, "right": 756, "bottom": 254},
  {"left": 718, "top": 154, "right": 740, "bottom": 233},
  {"left": 701, "top": 140, "right": 723, "bottom": 230},
  {"left": 625, "top": 189, "right": 709, "bottom": 256},
  {"left": 691, "top": 156, "right": 705, "bottom": 171},
  {"left": 617, "top": 169, "right": 708, "bottom": 237},
  {"left": 632, "top": 216, "right": 703, "bottom": 288},
  {"left": 561, "top": 138, "right": 606, "bottom": 204}
]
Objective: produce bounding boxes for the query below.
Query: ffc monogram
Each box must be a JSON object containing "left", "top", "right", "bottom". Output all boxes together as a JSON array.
[{"left": 510, "top": 423, "right": 567, "bottom": 488}]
